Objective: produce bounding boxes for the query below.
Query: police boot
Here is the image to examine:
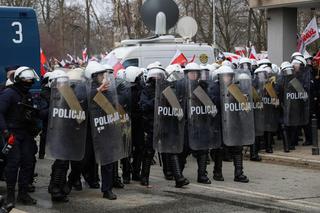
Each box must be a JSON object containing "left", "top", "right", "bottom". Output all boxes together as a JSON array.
[
  {"left": 281, "top": 125, "right": 290, "bottom": 153},
  {"left": 49, "top": 163, "right": 69, "bottom": 202},
  {"left": 113, "top": 162, "right": 124, "bottom": 189},
  {"left": 121, "top": 158, "right": 131, "bottom": 184},
  {"left": 197, "top": 154, "right": 211, "bottom": 184},
  {"left": 140, "top": 151, "right": 154, "bottom": 186},
  {"left": 232, "top": 152, "right": 249, "bottom": 183},
  {"left": 6, "top": 186, "right": 15, "bottom": 206},
  {"left": 212, "top": 149, "right": 224, "bottom": 181},
  {"left": 162, "top": 153, "right": 174, "bottom": 180},
  {"left": 103, "top": 190, "right": 117, "bottom": 200},
  {"left": 265, "top": 133, "right": 273, "bottom": 153},
  {"left": 170, "top": 154, "right": 189, "bottom": 188},
  {"left": 17, "top": 187, "right": 36, "bottom": 205},
  {"left": 131, "top": 155, "right": 142, "bottom": 181},
  {"left": 68, "top": 161, "right": 82, "bottom": 191},
  {"left": 84, "top": 163, "right": 100, "bottom": 189},
  {"left": 250, "top": 138, "right": 262, "bottom": 161}
]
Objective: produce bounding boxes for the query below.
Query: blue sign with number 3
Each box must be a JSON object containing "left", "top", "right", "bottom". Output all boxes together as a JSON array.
[{"left": 0, "top": 7, "right": 40, "bottom": 89}]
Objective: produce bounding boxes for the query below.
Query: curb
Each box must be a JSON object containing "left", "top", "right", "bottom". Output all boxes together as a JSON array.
[{"left": 245, "top": 153, "right": 320, "bottom": 170}]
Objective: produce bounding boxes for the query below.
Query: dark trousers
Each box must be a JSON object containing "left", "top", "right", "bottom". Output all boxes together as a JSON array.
[
  {"left": 81, "top": 132, "right": 99, "bottom": 183},
  {"left": 5, "top": 132, "right": 35, "bottom": 189},
  {"left": 39, "top": 125, "right": 47, "bottom": 157},
  {"left": 101, "top": 163, "right": 113, "bottom": 193}
]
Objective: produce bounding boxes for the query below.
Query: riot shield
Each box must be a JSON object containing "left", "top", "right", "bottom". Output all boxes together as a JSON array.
[
  {"left": 186, "top": 70, "right": 221, "bottom": 150},
  {"left": 283, "top": 70, "right": 310, "bottom": 126},
  {"left": 153, "top": 78, "right": 185, "bottom": 153},
  {"left": 88, "top": 72, "right": 125, "bottom": 166},
  {"left": 252, "top": 72, "right": 265, "bottom": 136},
  {"left": 219, "top": 72, "right": 255, "bottom": 146},
  {"left": 263, "top": 77, "right": 280, "bottom": 132},
  {"left": 116, "top": 79, "right": 132, "bottom": 159},
  {"left": 46, "top": 77, "right": 87, "bottom": 161}
]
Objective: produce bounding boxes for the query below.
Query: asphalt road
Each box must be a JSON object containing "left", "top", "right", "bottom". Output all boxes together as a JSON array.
[{"left": 1, "top": 156, "right": 320, "bottom": 213}]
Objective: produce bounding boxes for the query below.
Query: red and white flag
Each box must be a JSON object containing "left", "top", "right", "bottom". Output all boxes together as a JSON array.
[
  {"left": 170, "top": 50, "right": 188, "bottom": 66},
  {"left": 249, "top": 46, "right": 257, "bottom": 60},
  {"left": 314, "top": 50, "right": 320, "bottom": 63},
  {"left": 40, "top": 48, "right": 47, "bottom": 76},
  {"left": 104, "top": 53, "right": 124, "bottom": 76},
  {"left": 298, "top": 17, "right": 319, "bottom": 53},
  {"left": 82, "top": 48, "right": 88, "bottom": 62},
  {"left": 234, "top": 47, "right": 246, "bottom": 57},
  {"left": 223, "top": 52, "right": 241, "bottom": 63}
]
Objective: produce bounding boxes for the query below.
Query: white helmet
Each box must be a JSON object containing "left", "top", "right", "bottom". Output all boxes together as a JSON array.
[
  {"left": 85, "top": 61, "right": 108, "bottom": 79},
  {"left": 257, "top": 59, "right": 271, "bottom": 67},
  {"left": 291, "top": 56, "right": 306, "bottom": 66},
  {"left": 212, "top": 63, "right": 221, "bottom": 69},
  {"left": 254, "top": 64, "right": 272, "bottom": 75},
  {"left": 147, "top": 62, "right": 162, "bottom": 70},
  {"left": 291, "top": 52, "right": 303, "bottom": 59},
  {"left": 14, "top": 66, "right": 39, "bottom": 83},
  {"left": 166, "top": 64, "right": 183, "bottom": 82},
  {"left": 217, "top": 65, "right": 234, "bottom": 74},
  {"left": 239, "top": 57, "right": 252, "bottom": 65},
  {"left": 280, "top": 61, "right": 293, "bottom": 75},
  {"left": 43, "top": 71, "right": 52, "bottom": 80},
  {"left": 125, "top": 66, "right": 143, "bottom": 83},
  {"left": 67, "top": 68, "right": 84, "bottom": 81},
  {"left": 166, "top": 64, "right": 182, "bottom": 74},
  {"left": 146, "top": 67, "right": 166, "bottom": 81},
  {"left": 116, "top": 69, "right": 125, "bottom": 79},
  {"left": 101, "top": 63, "right": 113, "bottom": 71},
  {"left": 49, "top": 69, "right": 68, "bottom": 81},
  {"left": 48, "top": 69, "right": 69, "bottom": 87},
  {"left": 221, "top": 60, "right": 233, "bottom": 67},
  {"left": 254, "top": 66, "right": 266, "bottom": 74},
  {"left": 184, "top": 63, "right": 201, "bottom": 72}
]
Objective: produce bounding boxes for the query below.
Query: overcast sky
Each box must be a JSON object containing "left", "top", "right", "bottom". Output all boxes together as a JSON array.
[{"left": 66, "top": 0, "right": 112, "bottom": 16}]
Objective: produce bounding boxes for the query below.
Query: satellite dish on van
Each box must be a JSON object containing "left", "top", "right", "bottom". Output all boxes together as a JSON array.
[
  {"left": 141, "top": 0, "right": 179, "bottom": 31},
  {"left": 177, "top": 16, "right": 198, "bottom": 39}
]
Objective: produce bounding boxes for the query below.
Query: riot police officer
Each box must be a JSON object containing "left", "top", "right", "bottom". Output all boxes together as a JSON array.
[
  {"left": 183, "top": 63, "right": 222, "bottom": 184},
  {"left": 139, "top": 64, "right": 166, "bottom": 186},
  {"left": 216, "top": 65, "right": 254, "bottom": 183},
  {"left": 0, "top": 66, "right": 40, "bottom": 205},
  {"left": 47, "top": 69, "right": 87, "bottom": 202},
  {"left": 86, "top": 61, "right": 129, "bottom": 200},
  {"left": 279, "top": 58, "right": 310, "bottom": 151},
  {"left": 153, "top": 64, "right": 190, "bottom": 187},
  {"left": 120, "top": 66, "right": 145, "bottom": 183}
]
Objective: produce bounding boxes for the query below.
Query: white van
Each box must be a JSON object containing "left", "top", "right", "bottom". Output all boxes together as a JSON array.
[{"left": 109, "top": 35, "right": 214, "bottom": 68}]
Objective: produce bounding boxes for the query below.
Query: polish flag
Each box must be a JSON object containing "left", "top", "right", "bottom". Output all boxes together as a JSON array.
[
  {"left": 170, "top": 50, "right": 188, "bottom": 66},
  {"left": 104, "top": 53, "right": 124, "bottom": 76},
  {"left": 234, "top": 47, "right": 246, "bottom": 57},
  {"left": 40, "top": 48, "right": 47, "bottom": 76},
  {"left": 314, "top": 50, "right": 320, "bottom": 64},
  {"left": 82, "top": 48, "right": 88, "bottom": 62},
  {"left": 249, "top": 46, "right": 257, "bottom": 60}
]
